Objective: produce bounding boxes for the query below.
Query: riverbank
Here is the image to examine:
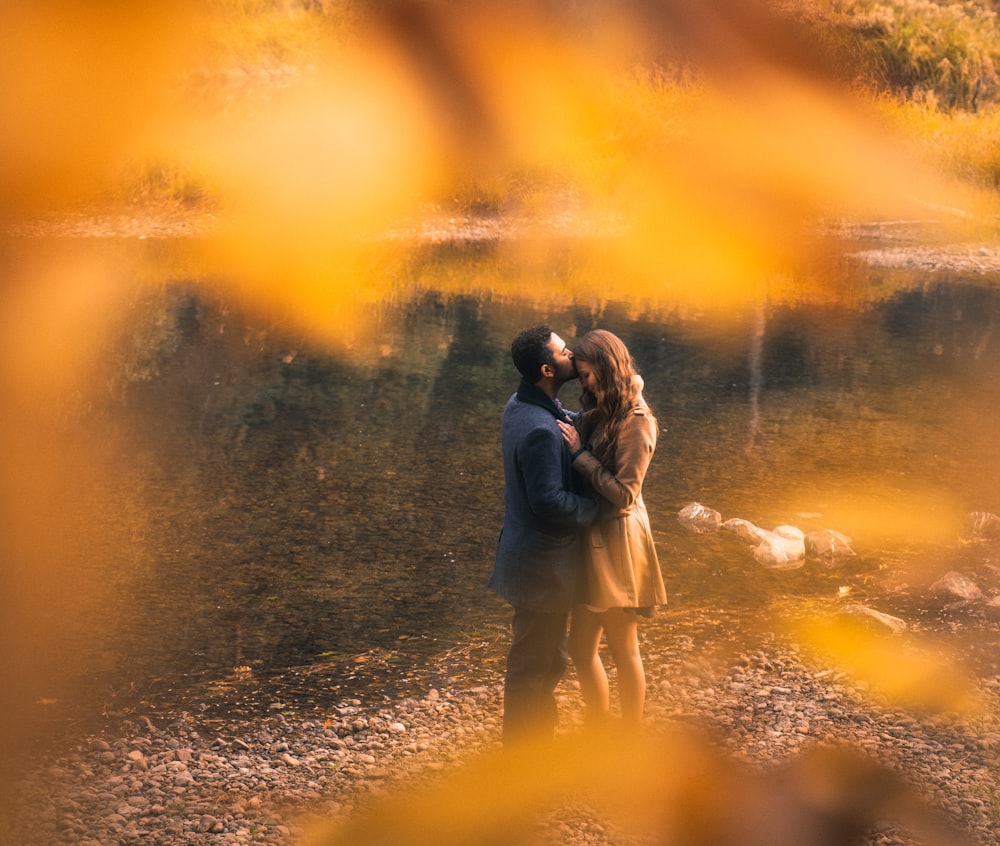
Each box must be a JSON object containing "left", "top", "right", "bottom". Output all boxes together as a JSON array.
[{"left": 4, "top": 607, "right": 999, "bottom": 846}]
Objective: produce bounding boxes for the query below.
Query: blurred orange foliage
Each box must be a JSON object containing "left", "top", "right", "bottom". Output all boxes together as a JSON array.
[{"left": 0, "top": 5, "right": 994, "bottom": 838}]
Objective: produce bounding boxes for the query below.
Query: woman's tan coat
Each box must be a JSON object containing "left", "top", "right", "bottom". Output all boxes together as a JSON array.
[{"left": 571, "top": 402, "right": 667, "bottom": 610}]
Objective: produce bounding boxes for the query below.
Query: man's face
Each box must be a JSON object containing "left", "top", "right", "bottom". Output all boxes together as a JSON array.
[{"left": 546, "top": 333, "right": 576, "bottom": 385}]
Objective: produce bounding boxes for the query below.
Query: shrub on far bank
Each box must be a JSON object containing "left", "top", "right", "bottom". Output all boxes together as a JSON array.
[{"left": 822, "top": 0, "right": 1000, "bottom": 111}]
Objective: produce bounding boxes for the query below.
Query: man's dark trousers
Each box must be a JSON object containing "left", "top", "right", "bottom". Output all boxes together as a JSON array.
[{"left": 502, "top": 606, "right": 569, "bottom": 744}]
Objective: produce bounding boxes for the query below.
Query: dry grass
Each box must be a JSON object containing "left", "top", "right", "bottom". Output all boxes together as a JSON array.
[
  {"left": 67, "top": 2, "right": 1000, "bottom": 221},
  {"left": 822, "top": 0, "right": 1000, "bottom": 110},
  {"left": 875, "top": 95, "right": 1000, "bottom": 187},
  {"left": 192, "top": 0, "right": 359, "bottom": 70}
]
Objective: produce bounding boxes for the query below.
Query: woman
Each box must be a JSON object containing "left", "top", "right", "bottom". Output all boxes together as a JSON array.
[{"left": 557, "top": 329, "right": 666, "bottom": 727}]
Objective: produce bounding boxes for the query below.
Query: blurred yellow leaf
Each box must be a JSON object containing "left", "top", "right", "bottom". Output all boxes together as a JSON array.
[
  {"left": 300, "top": 726, "right": 972, "bottom": 846},
  {"left": 790, "top": 615, "right": 982, "bottom": 715}
]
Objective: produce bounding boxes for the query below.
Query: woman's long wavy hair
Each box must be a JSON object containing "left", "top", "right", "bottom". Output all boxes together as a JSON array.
[{"left": 573, "top": 329, "right": 648, "bottom": 448}]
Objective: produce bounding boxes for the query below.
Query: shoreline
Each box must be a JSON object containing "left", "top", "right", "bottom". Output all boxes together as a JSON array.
[
  {"left": 5, "top": 618, "right": 1000, "bottom": 845},
  {"left": 6, "top": 206, "right": 1000, "bottom": 276}
]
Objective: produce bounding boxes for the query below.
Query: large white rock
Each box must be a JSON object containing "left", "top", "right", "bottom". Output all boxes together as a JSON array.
[
  {"left": 721, "top": 518, "right": 769, "bottom": 545},
  {"left": 753, "top": 529, "right": 806, "bottom": 569},
  {"left": 772, "top": 525, "right": 805, "bottom": 541}
]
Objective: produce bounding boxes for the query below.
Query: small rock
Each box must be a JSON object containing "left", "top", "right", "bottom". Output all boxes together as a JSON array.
[
  {"left": 678, "top": 502, "right": 722, "bottom": 533},
  {"left": 837, "top": 604, "right": 907, "bottom": 634},
  {"left": 805, "top": 529, "right": 856, "bottom": 559},
  {"left": 196, "top": 814, "right": 221, "bottom": 834},
  {"left": 930, "top": 571, "right": 983, "bottom": 602},
  {"left": 966, "top": 511, "right": 1000, "bottom": 540}
]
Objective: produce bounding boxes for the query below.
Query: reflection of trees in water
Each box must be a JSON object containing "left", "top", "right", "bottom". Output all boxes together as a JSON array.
[
  {"left": 885, "top": 277, "right": 1000, "bottom": 369},
  {"left": 96, "top": 286, "right": 548, "bottom": 699},
  {"left": 747, "top": 302, "right": 765, "bottom": 456}
]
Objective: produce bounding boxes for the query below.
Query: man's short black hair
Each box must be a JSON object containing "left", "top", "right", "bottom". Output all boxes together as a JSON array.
[{"left": 511, "top": 324, "right": 555, "bottom": 383}]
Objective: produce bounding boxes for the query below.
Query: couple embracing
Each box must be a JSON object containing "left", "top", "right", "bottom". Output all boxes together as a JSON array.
[{"left": 489, "top": 325, "right": 666, "bottom": 746}]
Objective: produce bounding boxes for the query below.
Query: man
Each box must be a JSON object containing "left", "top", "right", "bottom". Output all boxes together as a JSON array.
[{"left": 489, "top": 325, "right": 598, "bottom": 745}]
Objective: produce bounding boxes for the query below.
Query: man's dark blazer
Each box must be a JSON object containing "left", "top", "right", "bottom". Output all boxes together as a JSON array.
[{"left": 489, "top": 379, "right": 598, "bottom": 613}]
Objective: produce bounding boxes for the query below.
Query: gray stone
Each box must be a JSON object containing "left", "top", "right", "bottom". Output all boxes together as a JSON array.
[
  {"left": 966, "top": 511, "right": 1000, "bottom": 539},
  {"left": 930, "top": 571, "right": 984, "bottom": 602},
  {"left": 805, "top": 529, "right": 856, "bottom": 558},
  {"left": 677, "top": 502, "right": 723, "bottom": 533}
]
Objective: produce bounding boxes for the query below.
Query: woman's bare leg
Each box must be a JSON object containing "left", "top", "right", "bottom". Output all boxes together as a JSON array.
[
  {"left": 568, "top": 606, "right": 610, "bottom": 722},
  {"left": 602, "top": 609, "right": 645, "bottom": 725}
]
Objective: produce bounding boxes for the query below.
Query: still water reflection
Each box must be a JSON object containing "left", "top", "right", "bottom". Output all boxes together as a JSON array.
[{"left": 6, "top": 236, "right": 1000, "bottom": 715}]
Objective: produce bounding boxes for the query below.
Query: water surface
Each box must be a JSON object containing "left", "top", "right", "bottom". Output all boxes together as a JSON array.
[{"left": 4, "top": 234, "right": 1000, "bottom": 718}]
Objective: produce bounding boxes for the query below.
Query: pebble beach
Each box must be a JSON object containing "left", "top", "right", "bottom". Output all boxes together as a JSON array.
[{"left": 5, "top": 613, "right": 1000, "bottom": 846}]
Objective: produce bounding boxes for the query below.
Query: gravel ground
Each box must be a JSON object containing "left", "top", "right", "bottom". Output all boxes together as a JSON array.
[{"left": 3, "top": 615, "right": 999, "bottom": 846}]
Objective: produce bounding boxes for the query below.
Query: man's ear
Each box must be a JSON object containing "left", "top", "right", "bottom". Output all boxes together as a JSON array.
[{"left": 540, "top": 363, "right": 554, "bottom": 377}]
